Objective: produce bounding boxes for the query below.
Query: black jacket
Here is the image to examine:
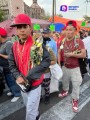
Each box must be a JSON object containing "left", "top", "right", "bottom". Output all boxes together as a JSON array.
[{"left": 8, "top": 44, "right": 51, "bottom": 83}]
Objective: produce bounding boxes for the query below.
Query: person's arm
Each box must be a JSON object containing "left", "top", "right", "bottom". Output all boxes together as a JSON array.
[
  {"left": 6, "top": 41, "right": 13, "bottom": 55},
  {"left": 26, "top": 44, "right": 51, "bottom": 81},
  {"left": 58, "top": 49, "right": 61, "bottom": 65},
  {"left": 64, "top": 40, "right": 86, "bottom": 58},
  {"left": 9, "top": 47, "right": 26, "bottom": 84},
  {"left": 49, "top": 47, "right": 57, "bottom": 65},
  {"left": 51, "top": 61, "right": 56, "bottom": 65},
  {"left": 8, "top": 47, "right": 22, "bottom": 79},
  {"left": 0, "top": 54, "right": 8, "bottom": 59},
  {"left": 57, "top": 39, "right": 62, "bottom": 66},
  {"left": 0, "top": 41, "right": 12, "bottom": 59},
  {"left": 64, "top": 49, "right": 86, "bottom": 58},
  {"left": 53, "top": 41, "right": 58, "bottom": 57}
]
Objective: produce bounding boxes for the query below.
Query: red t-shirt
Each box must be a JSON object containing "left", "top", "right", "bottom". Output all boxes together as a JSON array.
[{"left": 62, "top": 39, "right": 85, "bottom": 68}]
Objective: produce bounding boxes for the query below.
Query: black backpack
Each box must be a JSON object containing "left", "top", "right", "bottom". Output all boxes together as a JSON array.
[{"left": 74, "top": 38, "right": 88, "bottom": 76}]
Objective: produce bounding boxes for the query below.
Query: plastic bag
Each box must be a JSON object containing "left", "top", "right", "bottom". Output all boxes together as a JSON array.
[
  {"left": 50, "top": 77, "right": 59, "bottom": 93},
  {"left": 49, "top": 63, "right": 63, "bottom": 81}
]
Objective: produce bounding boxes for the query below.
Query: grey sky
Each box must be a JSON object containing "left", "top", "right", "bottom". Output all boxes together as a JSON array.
[{"left": 23, "top": 0, "right": 90, "bottom": 20}]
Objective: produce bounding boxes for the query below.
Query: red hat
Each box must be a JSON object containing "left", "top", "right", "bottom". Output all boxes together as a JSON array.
[
  {"left": 0, "top": 27, "right": 7, "bottom": 36},
  {"left": 62, "top": 26, "right": 66, "bottom": 30},
  {"left": 10, "top": 14, "right": 31, "bottom": 27},
  {"left": 66, "top": 20, "right": 77, "bottom": 29}
]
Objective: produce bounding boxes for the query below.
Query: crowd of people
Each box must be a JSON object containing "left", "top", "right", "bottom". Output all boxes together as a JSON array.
[{"left": 0, "top": 13, "right": 90, "bottom": 120}]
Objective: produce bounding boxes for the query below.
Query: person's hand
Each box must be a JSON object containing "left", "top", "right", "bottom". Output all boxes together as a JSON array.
[
  {"left": 64, "top": 52, "right": 74, "bottom": 57},
  {"left": 16, "top": 76, "right": 25, "bottom": 84},
  {"left": 58, "top": 63, "right": 61, "bottom": 66}
]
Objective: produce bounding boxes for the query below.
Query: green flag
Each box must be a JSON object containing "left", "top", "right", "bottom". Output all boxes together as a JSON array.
[
  {"left": 49, "top": 24, "right": 55, "bottom": 31},
  {"left": 81, "top": 21, "right": 86, "bottom": 26},
  {"left": 33, "top": 24, "right": 40, "bottom": 30}
]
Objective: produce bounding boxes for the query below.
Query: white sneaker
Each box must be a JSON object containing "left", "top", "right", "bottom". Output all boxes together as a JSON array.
[
  {"left": 11, "top": 97, "right": 20, "bottom": 102},
  {"left": 7, "top": 92, "right": 13, "bottom": 96}
]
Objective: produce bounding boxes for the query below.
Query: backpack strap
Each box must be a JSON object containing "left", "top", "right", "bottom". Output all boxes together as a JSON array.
[{"left": 74, "top": 36, "right": 79, "bottom": 49}]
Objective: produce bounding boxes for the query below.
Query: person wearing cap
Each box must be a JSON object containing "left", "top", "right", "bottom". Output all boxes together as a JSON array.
[
  {"left": 0, "top": 27, "right": 21, "bottom": 101},
  {"left": 41, "top": 28, "right": 57, "bottom": 104},
  {"left": 42, "top": 28, "right": 57, "bottom": 56},
  {"left": 83, "top": 31, "right": 90, "bottom": 73},
  {"left": 58, "top": 20, "right": 86, "bottom": 112},
  {"left": 8, "top": 14, "right": 50, "bottom": 120}
]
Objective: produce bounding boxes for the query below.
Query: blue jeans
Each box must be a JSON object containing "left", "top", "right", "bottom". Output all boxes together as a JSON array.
[{"left": 4, "top": 73, "right": 21, "bottom": 97}]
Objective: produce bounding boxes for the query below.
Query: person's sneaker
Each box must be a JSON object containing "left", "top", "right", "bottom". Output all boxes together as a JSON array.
[
  {"left": 44, "top": 96, "right": 50, "bottom": 104},
  {"left": 11, "top": 97, "right": 20, "bottom": 102},
  {"left": 58, "top": 90, "right": 68, "bottom": 97},
  {"left": 72, "top": 99, "right": 78, "bottom": 112},
  {"left": 7, "top": 92, "right": 13, "bottom": 96}
]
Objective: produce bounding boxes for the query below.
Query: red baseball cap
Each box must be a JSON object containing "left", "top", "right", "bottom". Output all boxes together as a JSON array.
[
  {"left": 0, "top": 27, "right": 7, "bottom": 36},
  {"left": 66, "top": 20, "right": 77, "bottom": 29},
  {"left": 10, "top": 14, "right": 31, "bottom": 27}
]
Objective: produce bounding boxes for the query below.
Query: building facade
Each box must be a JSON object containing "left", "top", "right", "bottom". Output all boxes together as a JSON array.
[
  {"left": 0, "top": 0, "right": 45, "bottom": 19},
  {"left": 28, "top": 0, "right": 45, "bottom": 19},
  {"left": 8, "top": 0, "right": 24, "bottom": 18},
  {"left": 0, "top": 0, "right": 24, "bottom": 19},
  {"left": 0, "top": 0, "right": 9, "bottom": 19}
]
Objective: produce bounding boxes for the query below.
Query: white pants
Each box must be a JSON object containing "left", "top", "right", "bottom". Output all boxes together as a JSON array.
[
  {"left": 21, "top": 85, "right": 41, "bottom": 120},
  {"left": 62, "top": 66, "right": 82, "bottom": 100}
]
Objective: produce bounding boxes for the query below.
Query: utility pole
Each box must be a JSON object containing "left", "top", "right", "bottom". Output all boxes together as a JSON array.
[
  {"left": 52, "top": 0, "right": 57, "bottom": 23},
  {"left": 85, "top": 0, "right": 90, "bottom": 16},
  {"left": 52, "top": 0, "right": 55, "bottom": 23},
  {"left": 54, "top": 0, "right": 56, "bottom": 16}
]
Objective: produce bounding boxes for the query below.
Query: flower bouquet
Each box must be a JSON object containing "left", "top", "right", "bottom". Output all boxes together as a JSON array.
[{"left": 30, "top": 37, "right": 43, "bottom": 67}]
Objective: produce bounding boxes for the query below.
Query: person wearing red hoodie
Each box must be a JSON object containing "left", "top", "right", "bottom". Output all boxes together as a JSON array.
[{"left": 8, "top": 14, "right": 50, "bottom": 120}]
